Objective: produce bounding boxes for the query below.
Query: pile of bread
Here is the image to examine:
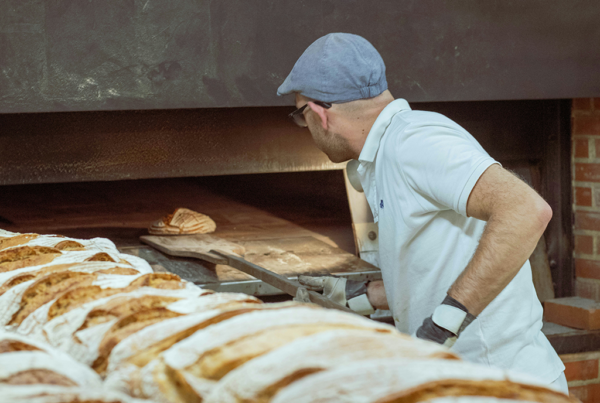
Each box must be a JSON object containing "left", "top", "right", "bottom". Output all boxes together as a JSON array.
[{"left": 0, "top": 228, "right": 576, "bottom": 403}]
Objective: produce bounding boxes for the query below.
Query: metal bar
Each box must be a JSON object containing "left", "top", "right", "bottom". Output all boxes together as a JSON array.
[
  {"left": 212, "top": 250, "right": 355, "bottom": 313},
  {"left": 200, "top": 270, "right": 382, "bottom": 296}
]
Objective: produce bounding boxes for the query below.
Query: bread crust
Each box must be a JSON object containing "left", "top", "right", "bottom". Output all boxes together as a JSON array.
[
  {"left": 205, "top": 330, "right": 459, "bottom": 403},
  {"left": 0, "top": 246, "right": 62, "bottom": 273},
  {"left": 0, "top": 234, "right": 40, "bottom": 251},
  {"left": 149, "top": 208, "right": 217, "bottom": 235}
]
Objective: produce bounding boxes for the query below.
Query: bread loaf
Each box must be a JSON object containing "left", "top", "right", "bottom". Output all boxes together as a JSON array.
[
  {"left": 105, "top": 300, "right": 300, "bottom": 396},
  {"left": 92, "top": 307, "right": 184, "bottom": 374},
  {"left": 0, "top": 330, "right": 55, "bottom": 354},
  {"left": 0, "top": 351, "right": 102, "bottom": 387},
  {"left": 0, "top": 246, "right": 63, "bottom": 273},
  {"left": 0, "top": 384, "right": 151, "bottom": 402},
  {"left": 149, "top": 208, "right": 217, "bottom": 235},
  {"left": 1, "top": 228, "right": 577, "bottom": 403},
  {"left": 270, "top": 358, "right": 575, "bottom": 403},
  {"left": 43, "top": 287, "right": 208, "bottom": 349},
  {"left": 206, "top": 329, "right": 460, "bottom": 403},
  {"left": 0, "top": 234, "right": 39, "bottom": 251},
  {"left": 107, "top": 296, "right": 264, "bottom": 372},
  {"left": 17, "top": 273, "right": 199, "bottom": 339},
  {"left": 47, "top": 273, "right": 193, "bottom": 321},
  {"left": 147, "top": 306, "right": 395, "bottom": 402}
]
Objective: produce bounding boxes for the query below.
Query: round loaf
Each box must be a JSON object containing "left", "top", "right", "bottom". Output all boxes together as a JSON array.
[{"left": 149, "top": 208, "right": 217, "bottom": 235}]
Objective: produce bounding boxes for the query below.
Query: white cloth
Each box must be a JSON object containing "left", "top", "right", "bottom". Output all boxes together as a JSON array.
[
  {"left": 550, "top": 372, "right": 569, "bottom": 395},
  {"left": 354, "top": 99, "right": 564, "bottom": 383}
]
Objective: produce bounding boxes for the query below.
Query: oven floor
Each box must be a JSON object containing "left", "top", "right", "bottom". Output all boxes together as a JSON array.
[
  {"left": 0, "top": 171, "right": 355, "bottom": 252},
  {"left": 0, "top": 172, "right": 377, "bottom": 294}
]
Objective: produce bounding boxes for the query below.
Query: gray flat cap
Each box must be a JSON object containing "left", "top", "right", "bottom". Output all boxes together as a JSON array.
[{"left": 277, "top": 33, "right": 388, "bottom": 103}]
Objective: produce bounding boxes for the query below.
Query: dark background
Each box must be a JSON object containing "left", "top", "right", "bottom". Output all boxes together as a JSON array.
[{"left": 1, "top": 0, "right": 599, "bottom": 113}]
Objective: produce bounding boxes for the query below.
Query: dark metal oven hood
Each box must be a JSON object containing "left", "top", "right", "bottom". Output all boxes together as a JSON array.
[{"left": 1, "top": 0, "right": 599, "bottom": 113}]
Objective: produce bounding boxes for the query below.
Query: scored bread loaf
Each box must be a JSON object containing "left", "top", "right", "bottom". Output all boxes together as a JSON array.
[
  {"left": 0, "top": 244, "right": 152, "bottom": 276},
  {"left": 0, "top": 330, "right": 57, "bottom": 354},
  {"left": 269, "top": 358, "right": 575, "bottom": 403},
  {"left": 149, "top": 208, "right": 217, "bottom": 235},
  {"left": 94, "top": 294, "right": 260, "bottom": 376},
  {"left": 91, "top": 307, "right": 184, "bottom": 374},
  {"left": 10, "top": 272, "right": 117, "bottom": 326},
  {"left": 0, "top": 351, "right": 102, "bottom": 387},
  {"left": 425, "top": 398, "right": 539, "bottom": 403},
  {"left": 0, "top": 246, "right": 63, "bottom": 273},
  {"left": 0, "top": 262, "right": 144, "bottom": 297},
  {"left": 43, "top": 286, "right": 209, "bottom": 348},
  {"left": 0, "top": 233, "right": 119, "bottom": 252},
  {"left": 139, "top": 306, "right": 396, "bottom": 402},
  {"left": 47, "top": 273, "right": 190, "bottom": 321},
  {"left": 206, "top": 329, "right": 460, "bottom": 403},
  {"left": 104, "top": 300, "right": 301, "bottom": 396},
  {"left": 0, "top": 234, "right": 40, "bottom": 251},
  {"left": 106, "top": 296, "right": 264, "bottom": 373},
  {"left": 45, "top": 290, "right": 216, "bottom": 370},
  {"left": 17, "top": 273, "right": 197, "bottom": 339},
  {"left": 43, "top": 286, "right": 209, "bottom": 347},
  {"left": 0, "top": 384, "right": 152, "bottom": 403}
]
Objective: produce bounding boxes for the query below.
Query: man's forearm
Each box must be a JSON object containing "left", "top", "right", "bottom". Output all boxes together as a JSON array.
[
  {"left": 367, "top": 280, "right": 389, "bottom": 310},
  {"left": 448, "top": 198, "right": 551, "bottom": 316}
]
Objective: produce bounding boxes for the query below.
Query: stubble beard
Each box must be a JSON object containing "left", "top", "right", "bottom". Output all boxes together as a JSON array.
[{"left": 311, "top": 125, "right": 353, "bottom": 163}]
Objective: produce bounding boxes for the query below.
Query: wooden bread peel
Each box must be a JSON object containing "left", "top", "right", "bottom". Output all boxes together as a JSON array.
[{"left": 140, "top": 234, "right": 354, "bottom": 313}]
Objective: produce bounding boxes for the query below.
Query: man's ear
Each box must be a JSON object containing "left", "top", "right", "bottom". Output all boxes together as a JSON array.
[{"left": 307, "top": 101, "right": 329, "bottom": 129}]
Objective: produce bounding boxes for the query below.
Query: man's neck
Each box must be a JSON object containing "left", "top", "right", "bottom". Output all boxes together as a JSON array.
[{"left": 350, "top": 94, "right": 395, "bottom": 159}]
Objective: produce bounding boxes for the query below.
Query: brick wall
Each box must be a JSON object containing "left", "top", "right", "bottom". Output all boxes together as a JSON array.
[
  {"left": 572, "top": 98, "right": 600, "bottom": 300},
  {"left": 561, "top": 352, "right": 600, "bottom": 402},
  {"left": 558, "top": 99, "right": 600, "bottom": 401}
]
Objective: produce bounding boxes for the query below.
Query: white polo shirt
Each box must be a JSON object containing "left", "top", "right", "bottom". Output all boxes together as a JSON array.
[{"left": 355, "top": 99, "right": 564, "bottom": 383}]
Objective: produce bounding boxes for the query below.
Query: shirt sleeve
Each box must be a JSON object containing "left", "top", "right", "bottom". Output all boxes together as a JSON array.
[{"left": 396, "top": 120, "right": 499, "bottom": 217}]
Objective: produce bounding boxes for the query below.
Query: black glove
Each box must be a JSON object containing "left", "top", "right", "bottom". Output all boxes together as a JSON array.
[{"left": 416, "top": 295, "right": 476, "bottom": 347}]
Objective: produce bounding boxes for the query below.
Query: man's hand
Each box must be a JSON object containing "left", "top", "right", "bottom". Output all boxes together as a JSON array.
[
  {"left": 297, "top": 275, "right": 375, "bottom": 315},
  {"left": 416, "top": 295, "right": 476, "bottom": 347}
]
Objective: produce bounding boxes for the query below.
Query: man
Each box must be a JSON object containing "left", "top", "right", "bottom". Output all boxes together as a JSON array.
[{"left": 277, "top": 33, "right": 567, "bottom": 393}]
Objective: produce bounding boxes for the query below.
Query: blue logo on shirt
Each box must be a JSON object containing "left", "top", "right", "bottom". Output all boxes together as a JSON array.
[{"left": 380, "top": 200, "right": 384, "bottom": 209}]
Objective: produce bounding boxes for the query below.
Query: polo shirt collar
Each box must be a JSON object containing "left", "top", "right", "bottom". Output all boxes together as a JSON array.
[{"left": 358, "top": 98, "right": 411, "bottom": 163}]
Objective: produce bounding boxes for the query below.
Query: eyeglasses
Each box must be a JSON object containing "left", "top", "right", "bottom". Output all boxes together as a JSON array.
[{"left": 288, "top": 101, "right": 332, "bottom": 127}]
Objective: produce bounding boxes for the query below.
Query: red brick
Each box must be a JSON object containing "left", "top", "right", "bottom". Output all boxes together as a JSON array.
[
  {"left": 573, "top": 116, "right": 600, "bottom": 135},
  {"left": 575, "top": 187, "right": 593, "bottom": 207},
  {"left": 570, "top": 383, "right": 600, "bottom": 403},
  {"left": 577, "top": 279, "right": 600, "bottom": 300},
  {"left": 595, "top": 98, "right": 600, "bottom": 111},
  {"left": 574, "top": 98, "right": 593, "bottom": 111},
  {"left": 575, "top": 211, "right": 600, "bottom": 231},
  {"left": 576, "top": 259, "right": 600, "bottom": 280},
  {"left": 564, "top": 359, "right": 599, "bottom": 381},
  {"left": 544, "top": 297, "right": 600, "bottom": 329},
  {"left": 575, "top": 138, "right": 590, "bottom": 158},
  {"left": 576, "top": 235, "right": 595, "bottom": 255},
  {"left": 595, "top": 139, "right": 600, "bottom": 158},
  {"left": 576, "top": 164, "right": 600, "bottom": 182}
]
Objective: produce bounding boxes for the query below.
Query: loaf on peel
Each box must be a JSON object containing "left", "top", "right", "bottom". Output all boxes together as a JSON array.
[{"left": 149, "top": 208, "right": 217, "bottom": 235}]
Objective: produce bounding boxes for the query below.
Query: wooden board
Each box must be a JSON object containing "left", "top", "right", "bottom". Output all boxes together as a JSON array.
[
  {"left": 121, "top": 236, "right": 381, "bottom": 295},
  {"left": 140, "top": 234, "right": 245, "bottom": 265}
]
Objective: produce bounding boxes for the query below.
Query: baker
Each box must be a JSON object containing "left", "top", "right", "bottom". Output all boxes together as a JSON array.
[{"left": 277, "top": 33, "right": 567, "bottom": 393}]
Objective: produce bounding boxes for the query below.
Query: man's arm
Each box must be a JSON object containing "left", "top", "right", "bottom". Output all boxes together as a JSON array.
[
  {"left": 449, "top": 164, "right": 552, "bottom": 316},
  {"left": 416, "top": 164, "right": 551, "bottom": 345},
  {"left": 367, "top": 280, "right": 389, "bottom": 310}
]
